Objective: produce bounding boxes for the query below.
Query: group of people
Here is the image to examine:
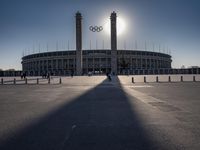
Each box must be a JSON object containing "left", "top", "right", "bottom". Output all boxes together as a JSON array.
[
  {"left": 42, "top": 73, "right": 50, "bottom": 79},
  {"left": 20, "top": 73, "right": 26, "bottom": 79}
]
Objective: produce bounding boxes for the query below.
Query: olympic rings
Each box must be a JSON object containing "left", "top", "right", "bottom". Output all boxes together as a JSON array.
[{"left": 89, "top": 26, "right": 103, "bottom": 32}]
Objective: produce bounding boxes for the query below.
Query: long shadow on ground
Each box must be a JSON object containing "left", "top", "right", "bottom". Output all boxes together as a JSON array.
[{"left": 0, "top": 77, "right": 165, "bottom": 150}]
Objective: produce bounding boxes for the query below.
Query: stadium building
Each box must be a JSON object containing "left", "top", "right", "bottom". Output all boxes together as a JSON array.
[{"left": 22, "top": 11, "right": 172, "bottom": 76}]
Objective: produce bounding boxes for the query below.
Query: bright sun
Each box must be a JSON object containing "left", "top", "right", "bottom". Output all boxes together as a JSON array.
[{"left": 103, "top": 17, "right": 126, "bottom": 36}]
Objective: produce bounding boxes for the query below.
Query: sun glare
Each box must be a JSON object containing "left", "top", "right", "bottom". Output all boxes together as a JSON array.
[{"left": 104, "top": 17, "right": 126, "bottom": 36}]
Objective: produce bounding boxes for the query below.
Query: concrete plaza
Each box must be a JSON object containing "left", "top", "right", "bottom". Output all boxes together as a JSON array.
[{"left": 0, "top": 76, "right": 200, "bottom": 150}]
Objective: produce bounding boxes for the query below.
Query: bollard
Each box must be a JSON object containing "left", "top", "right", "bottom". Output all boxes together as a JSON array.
[
  {"left": 1, "top": 78, "right": 3, "bottom": 85},
  {"left": 25, "top": 78, "right": 27, "bottom": 84},
  {"left": 14, "top": 78, "right": 16, "bottom": 85},
  {"left": 132, "top": 77, "right": 134, "bottom": 83},
  {"left": 168, "top": 76, "right": 171, "bottom": 82},
  {"left": 37, "top": 78, "right": 39, "bottom": 84},
  {"left": 144, "top": 76, "right": 146, "bottom": 83},
  {"left": 156, "top": 76, "right": 159, "bottom": 82},
  {"left": 193, "top": 76, "right": 196, "bottom": 82},
  {"left": 59, "top": 78, "right": 62, "bottom": 84},
  {"left": 180, "top": 76, "right": 183, "bottom": 82},
  {"left": 48, "top": 78, "right": 50, "bottom": 84}
]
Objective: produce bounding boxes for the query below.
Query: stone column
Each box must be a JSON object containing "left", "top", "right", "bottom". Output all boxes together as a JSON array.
[
  {"left": 86, "top": 58, "right": 88, "bottom": 73},
  {"left": 51, "top": 60, "right": 54, "bottom": 73},
  {"left": 110, "top": 11, "right": 117, "bottom": 75},
  {"left": 76, "top": 11, "right": 82, "bottom": 75},
  {"left": 92, "top": 57, "right": 94, "bottom": 73}
]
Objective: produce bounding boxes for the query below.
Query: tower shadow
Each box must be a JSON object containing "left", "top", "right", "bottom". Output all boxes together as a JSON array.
[{"left": 0, "top": 77, "right": 165, "bottom": 150}]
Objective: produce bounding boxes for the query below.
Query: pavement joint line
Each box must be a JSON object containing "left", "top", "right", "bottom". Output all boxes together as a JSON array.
[
  {"left": 58, "top": 124, "right": 77, "bottom": 150},
  {"left": 126, "top": 85, "right": 153, "bottom": 88}
]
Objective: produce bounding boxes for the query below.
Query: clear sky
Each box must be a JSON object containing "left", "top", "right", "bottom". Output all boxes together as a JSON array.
[{"left": 0, "top": 0, "right": 200, "bottom": 70}]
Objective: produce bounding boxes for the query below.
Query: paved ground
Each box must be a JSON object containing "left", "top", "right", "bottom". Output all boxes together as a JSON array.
[{"left": 0, "top": 76, "right": 200, "bottom": 150}]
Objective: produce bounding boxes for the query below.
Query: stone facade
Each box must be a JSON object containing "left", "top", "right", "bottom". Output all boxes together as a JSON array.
[
  {"left": 22, "top": 50, "right": 172, "bottom": 75},
  {"left": 22, "top": 11, "right": 174, "bottom": 76}
]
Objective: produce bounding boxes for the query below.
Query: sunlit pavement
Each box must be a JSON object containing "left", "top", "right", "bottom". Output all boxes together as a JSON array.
[{"left": 0, "top": 76, "right": 200, "bottom": 150}]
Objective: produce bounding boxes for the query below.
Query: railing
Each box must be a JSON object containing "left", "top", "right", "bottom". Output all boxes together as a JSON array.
[
  {"left": 0, "top": 77, "right": 62, "bottom": 85},
  {"left": 131, "top": 75, "right": 199, "bottom": 83}
]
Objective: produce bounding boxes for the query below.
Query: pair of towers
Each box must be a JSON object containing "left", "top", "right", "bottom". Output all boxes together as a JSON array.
[{"left": 75, "top": 11, "right": 117, "bottom": 75}]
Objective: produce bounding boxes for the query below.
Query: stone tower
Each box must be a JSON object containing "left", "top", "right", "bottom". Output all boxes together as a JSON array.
[
  {"left": 110, "top": 11, "right": 117, "bottom": 75},
  {"left": 76, "top": 11, "right": 82, "bottom": 75}
]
